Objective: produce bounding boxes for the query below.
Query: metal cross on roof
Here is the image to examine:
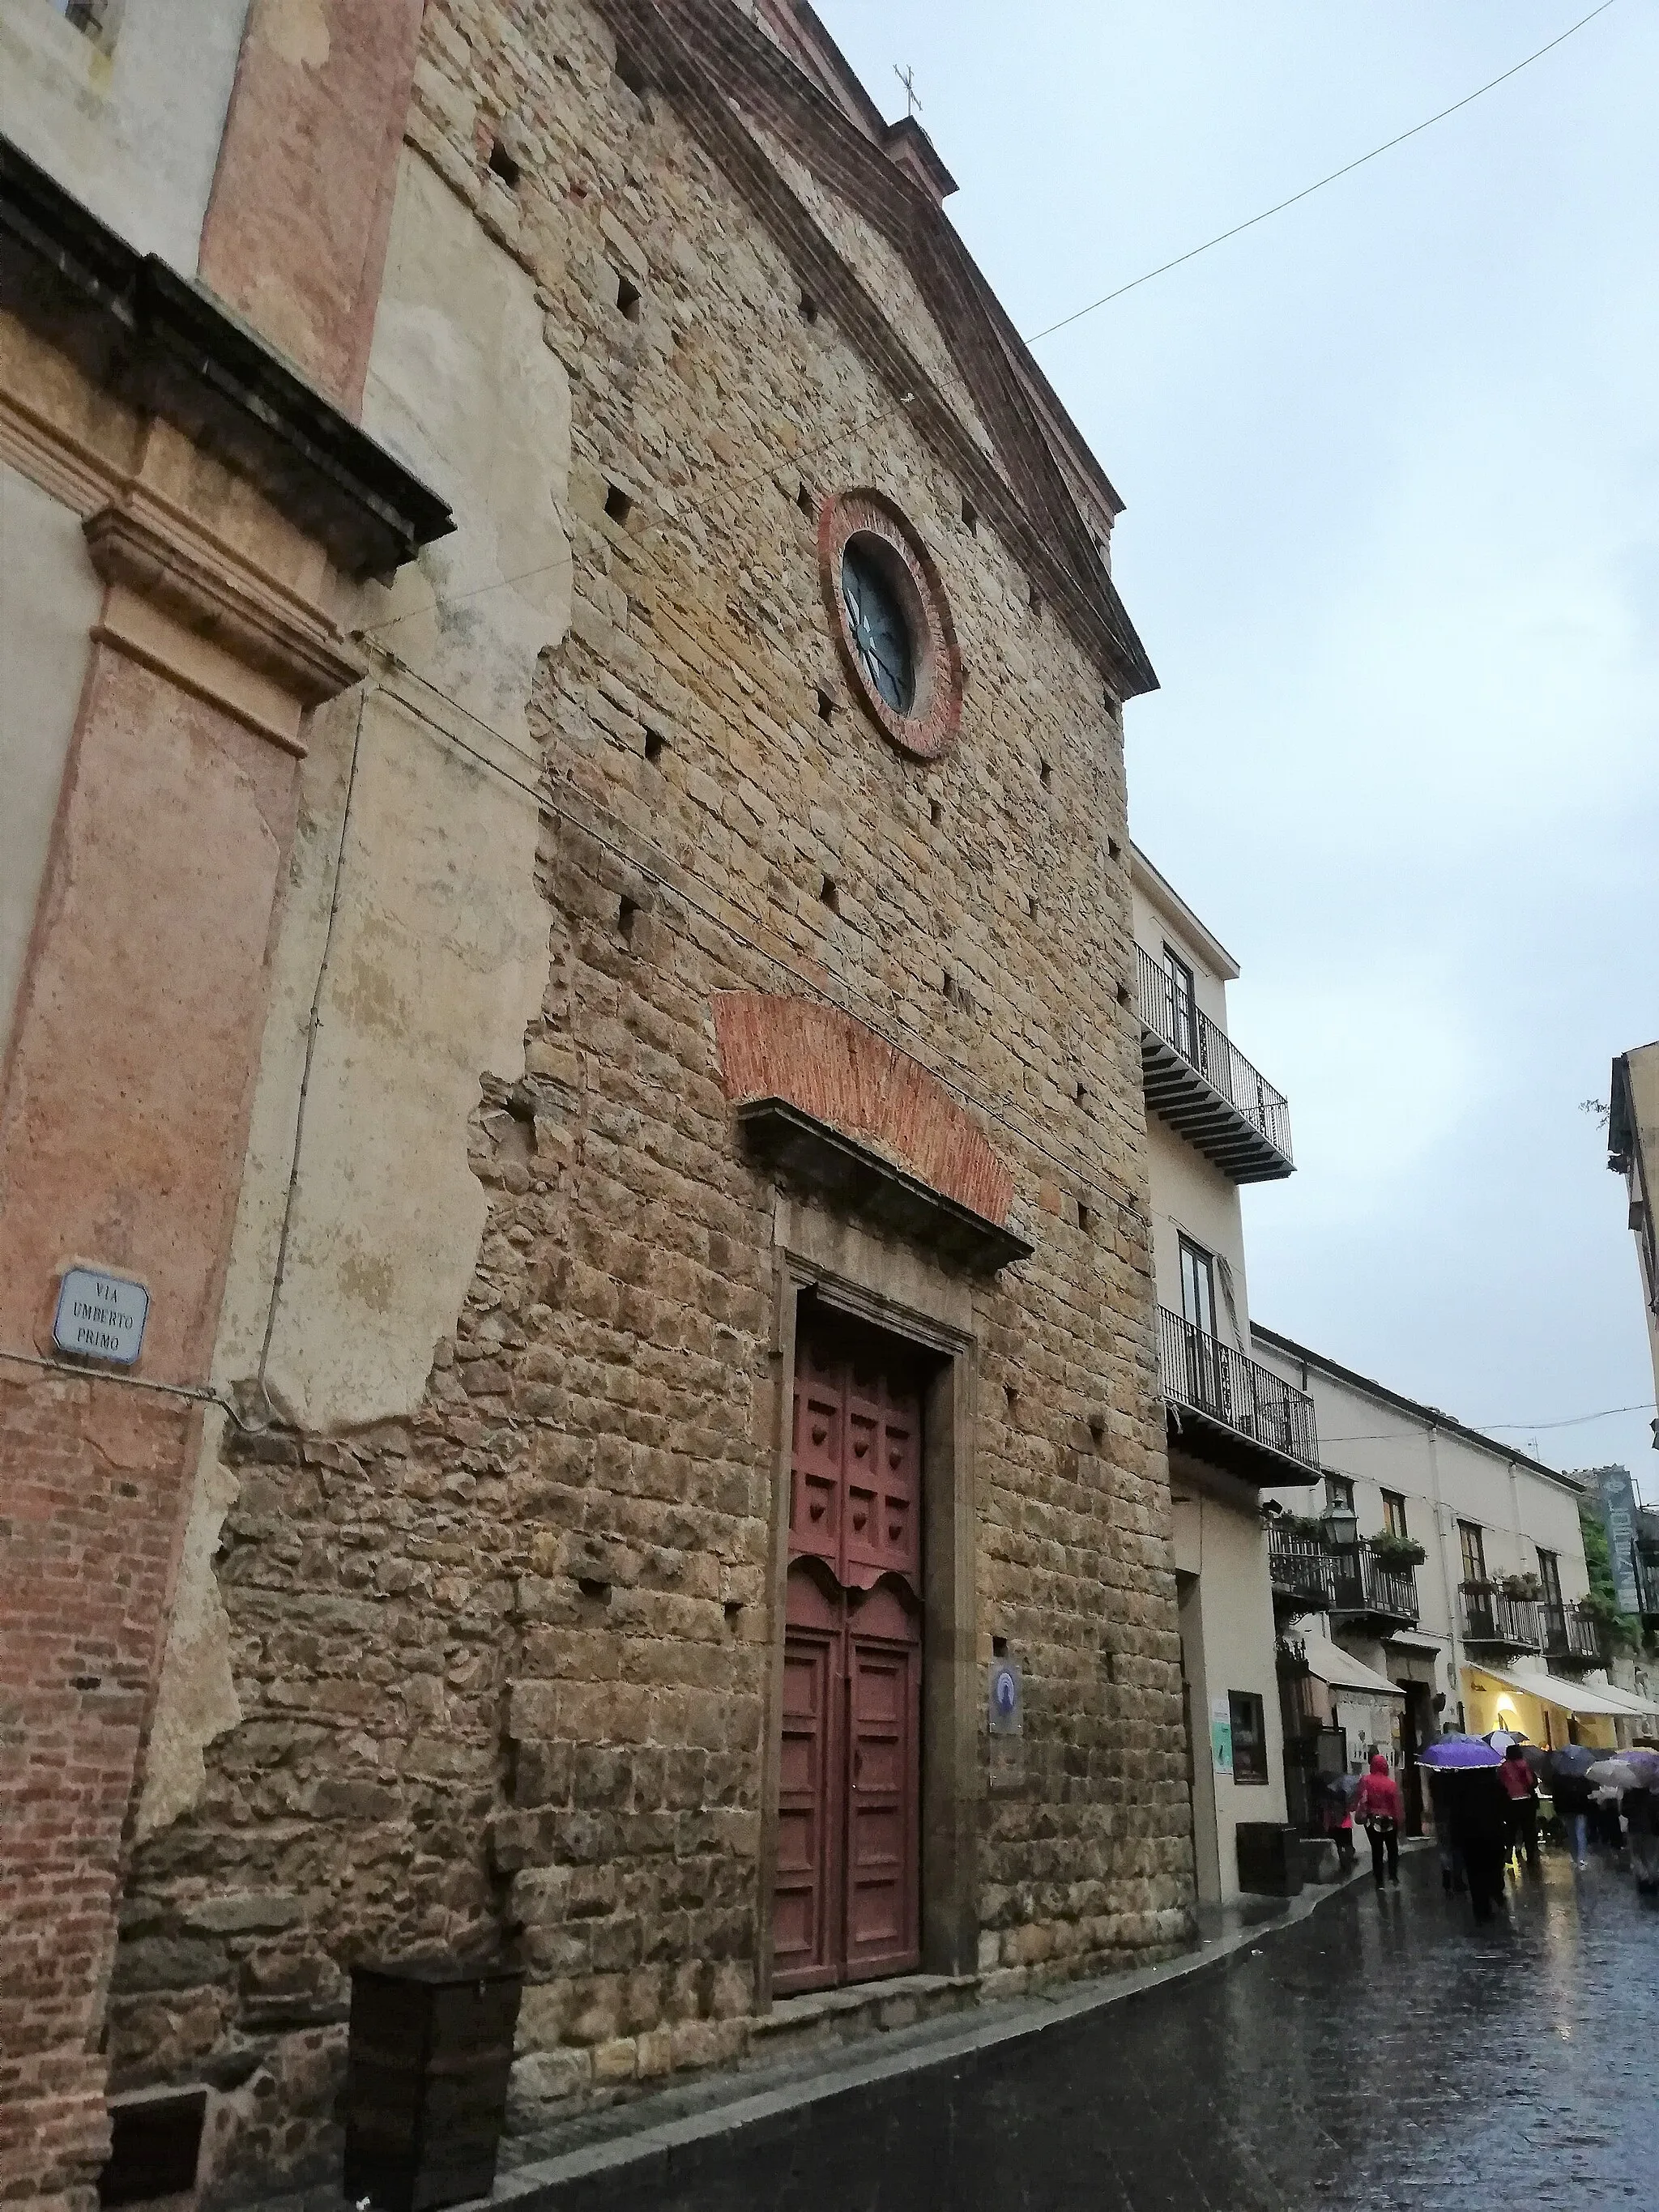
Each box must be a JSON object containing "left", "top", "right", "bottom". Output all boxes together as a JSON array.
[{"left": 893, "top": 63, "right": 921, "bottom": 117}]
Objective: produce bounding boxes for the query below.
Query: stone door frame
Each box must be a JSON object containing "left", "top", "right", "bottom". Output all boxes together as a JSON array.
[{"left": 755, "top": 1198, "right": 980, "bottom": 2009}]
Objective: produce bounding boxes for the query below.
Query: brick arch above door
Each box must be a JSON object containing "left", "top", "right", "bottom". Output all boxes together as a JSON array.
[{"left": 711, "top": 990, "right": 1016, "bottom": 1228}]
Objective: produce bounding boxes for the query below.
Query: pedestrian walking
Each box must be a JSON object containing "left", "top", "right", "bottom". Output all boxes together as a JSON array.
[
  {"left": 1321, "top": 1775, "right": 1357, "bottom": 1873},
  {"left": 1497, "top": 1741, "right": 1540, "bottom": 1872},
  {"left": 1435, "top": 1765, "right": 1510, "bottom": 1924},
  {"left": 1552, "top": 1762, "right": 1593, "bottom": 1869},
  {"left": 1353, "top": 1750, "right": 1403, "bottom": 1892},
  {"left": 1425, "top": 1732, "right": 1465, "bottom": 1893},
  {"left": 1623, "top": 1782, "right": 1659, "bottom": 1895}
]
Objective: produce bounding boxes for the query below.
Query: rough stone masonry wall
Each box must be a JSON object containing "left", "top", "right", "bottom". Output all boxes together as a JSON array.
[{"left": 109, "top": 1, "right": 1193, "bottom": 2196}]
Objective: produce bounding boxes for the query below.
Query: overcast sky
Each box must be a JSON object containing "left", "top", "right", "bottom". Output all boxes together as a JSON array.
[{"left": 819, "top": 1, "right": 1659, "bottom": 1494}]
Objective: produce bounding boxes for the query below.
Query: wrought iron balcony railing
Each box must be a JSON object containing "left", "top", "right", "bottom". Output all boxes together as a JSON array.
[
  {"left": 1538, "top": 1600, "right": 1610, "bottom": 1668},
  {"left": 1268, "top": 1529, "right": 1420, "bottom": 1625},
  {"left": 1460, "top": 1582, "right": 1541, "bottom": 1652},
  {"left": 1269, "top": 1527, "right": 1335, "bottom": 1611},
  {"left": 1158, "top": 1306, "right": 1320, "bottom": 1479},
  {"left": 1328, "top": 1542, "right": 1420, "bottom": 1627},
  {"left": 1137, "top": 944, "right": 1294, "bottom": 1183}
]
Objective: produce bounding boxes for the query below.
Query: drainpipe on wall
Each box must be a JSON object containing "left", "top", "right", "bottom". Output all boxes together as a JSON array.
[{"left": 1427, "top": 1424, "right": 1464, "bottom": 1720}]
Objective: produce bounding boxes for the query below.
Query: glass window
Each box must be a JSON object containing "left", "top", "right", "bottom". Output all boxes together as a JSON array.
[
  {"left": 1178, "top": 1236, "right": 1215, "bottom": 1339},
  {"left": 840, "top": 542, "right": 915, "bottom": 714},
  {"left": 53, "top": 0, "right": 119, "bottom": 45},
  {"left": 1164, "top": 945, "right": 1197, "bottom": 1061},
  {"left": 1537, "top": 1548, "right": 1563, "bottom": 1610},
  {"left": 1381, "top": 1490, "right": 1408, "bottom": 1541},
  {"left": 1458, "top": 1519, "right": 1487, "bottom": 1585},
  {"left": 1229, "top": 1691, "right": 1269, "bottom": 1784}
]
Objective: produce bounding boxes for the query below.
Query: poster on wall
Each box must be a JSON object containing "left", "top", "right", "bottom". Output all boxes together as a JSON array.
[{"left": 1209, "top": 1694, "right": 1232, "bottom": 1775}]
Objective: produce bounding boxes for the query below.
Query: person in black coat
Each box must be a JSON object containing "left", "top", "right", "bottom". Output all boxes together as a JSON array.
[
  {"left": 1552, "top": 1764, "right": 1593, "bottom": 1869},
  {"left": 1434, "top": 1765, "right": 1511, "bottom": 1922}
]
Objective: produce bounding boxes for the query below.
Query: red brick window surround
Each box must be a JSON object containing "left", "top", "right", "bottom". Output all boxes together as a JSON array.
[{"left": 818, "top": 489, "right": 963, "bottom": 762}]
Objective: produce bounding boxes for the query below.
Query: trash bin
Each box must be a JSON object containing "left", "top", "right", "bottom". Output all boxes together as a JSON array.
[
  {"left": 343, "top": 1960, "right": 523, "bottom": 2212},
  {"left": 1235, "top": 1821, "right": 1305, "bottom": 1898}
]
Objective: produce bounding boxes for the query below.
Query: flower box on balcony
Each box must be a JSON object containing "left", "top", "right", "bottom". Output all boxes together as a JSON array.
[{"left": 1370, "top": 1537, "right": 1426, "bottom": 1571}]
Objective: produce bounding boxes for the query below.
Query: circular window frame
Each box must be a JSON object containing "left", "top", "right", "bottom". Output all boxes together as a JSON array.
[{"left": 818, "top": 490, "right": 963, "bottom": 761}]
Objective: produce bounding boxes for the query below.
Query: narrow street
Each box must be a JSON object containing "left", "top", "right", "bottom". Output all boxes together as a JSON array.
[{"left": 537, "top": 1851, "right": 1659, "bottom": 2212}]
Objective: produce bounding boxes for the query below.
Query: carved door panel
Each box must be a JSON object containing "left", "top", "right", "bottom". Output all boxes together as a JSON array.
[
  {"left": 844, "top": 1583, "right": 921, "bottom": 1979},
  {"left": 774, "top": 1567, "right": 842, "bottom": 1993},
  {"left": 774, "top": 1312, "right": 923, "bottom": 1993}
]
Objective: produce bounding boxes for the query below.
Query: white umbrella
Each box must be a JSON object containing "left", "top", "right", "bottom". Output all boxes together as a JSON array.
[{"left": 1586, "top": 1758, "right": 1643, "bottom": 1792}]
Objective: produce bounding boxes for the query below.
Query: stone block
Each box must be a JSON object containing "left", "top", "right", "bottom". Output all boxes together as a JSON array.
[{"left": 591, "top": 2037, "right": 638, "bottom": 2084}]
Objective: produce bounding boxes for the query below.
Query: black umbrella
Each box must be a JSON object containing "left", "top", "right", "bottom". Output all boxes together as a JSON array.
[{"left": 1546, "top": 1744, "right": 1599, "bottom": 1779}]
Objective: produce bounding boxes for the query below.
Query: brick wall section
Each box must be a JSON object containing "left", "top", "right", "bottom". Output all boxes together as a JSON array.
[
  {"left": 711, "top": 990, "right": 1016, "bottom": 1221},
  {"left": 107, "top": 1, "right": 1192, "bottom": 2196},
  {"left": 0, "top": 1375, "right": 197, "bottom": 2212}
]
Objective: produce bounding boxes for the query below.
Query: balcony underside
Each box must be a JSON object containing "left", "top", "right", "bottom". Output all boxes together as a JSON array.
[
  {"left": 1331, "top": 1604, "right": 1417, "bottom": 1635},
  {"left": 1166, "top": 1402, "right": 1321, "bottom": 1490},
  {"left": 1141, "top": 1034, "right": 1293, "bottom": 1183}
]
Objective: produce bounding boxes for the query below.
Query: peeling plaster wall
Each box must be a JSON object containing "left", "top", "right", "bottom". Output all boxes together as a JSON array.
[
  {"left": 0, "top": 0, "right": 252, "bottom": 272},
  {"left": 0, "top": 458, "right": 102, "bottom": 1064},
  {"left": 136, "top": 149, "right": 569, "bottom": 1835}
]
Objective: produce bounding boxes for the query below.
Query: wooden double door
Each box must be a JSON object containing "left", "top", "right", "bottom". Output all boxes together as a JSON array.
[{"left": 773, "top": 1312, "right": 923, "bottom": 1994}]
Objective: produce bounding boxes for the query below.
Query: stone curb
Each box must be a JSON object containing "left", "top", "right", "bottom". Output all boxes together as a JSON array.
[{"left": 474, "top": 1849, "right": 1413, "bottom": 2212}]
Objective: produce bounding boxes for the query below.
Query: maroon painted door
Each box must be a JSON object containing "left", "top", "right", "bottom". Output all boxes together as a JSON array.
[{"left": 774, "top": 1315, "right": 922, "bottom": 1993}]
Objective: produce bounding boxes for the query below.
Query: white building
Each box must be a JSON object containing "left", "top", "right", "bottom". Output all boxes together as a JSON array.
[
  {"left": 1132, "top": 850, "right": 1319, "bottom": 1903},
  {"left": 1254, "top": 1332, "right": 1659, "bottom": 1818}
]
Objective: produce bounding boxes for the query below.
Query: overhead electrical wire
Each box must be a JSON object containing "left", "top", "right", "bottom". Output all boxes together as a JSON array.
[
  {"left": 1320, "top": 1400, "right": 1655, "bottom": 1447},
  {"left": 1023, "top": 0, "right": 1619, "bottom": 346}
]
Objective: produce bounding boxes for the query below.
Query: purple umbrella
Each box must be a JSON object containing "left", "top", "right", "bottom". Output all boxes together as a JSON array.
[{"left": 1419, "top": 1738, "right": 1504, "bottom": 1769}]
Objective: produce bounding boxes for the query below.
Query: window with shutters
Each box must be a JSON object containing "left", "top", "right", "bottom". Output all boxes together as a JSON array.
[{"left": 1459, "top": 1519, "right": 1487, "bottom": 1585}]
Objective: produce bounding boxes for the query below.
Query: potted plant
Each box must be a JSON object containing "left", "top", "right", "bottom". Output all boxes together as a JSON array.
[
  {"left": 1278, "top": 1511, "right": 1328, "bottom": 1545},
  {"left": 1498, "top": 1571, "right": 1542, "bottom": 1602},
  {"left": 1369, "top": 1534, "right": 1427, "bottom": 1571}
]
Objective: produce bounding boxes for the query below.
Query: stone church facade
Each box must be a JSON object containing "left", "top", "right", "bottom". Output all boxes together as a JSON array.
[{"left": 0, "top": 2, "right": 1192, "bottom": 2204}]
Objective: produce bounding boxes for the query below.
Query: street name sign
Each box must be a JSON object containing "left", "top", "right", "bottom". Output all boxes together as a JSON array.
[{"left": 53, "top": 1268, "right": 149, "bottom": 1366}]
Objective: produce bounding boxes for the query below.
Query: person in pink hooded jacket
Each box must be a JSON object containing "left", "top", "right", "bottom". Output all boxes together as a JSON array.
[{"left": 1354, "top": 1751, "right": 1405, "bottom": 1892}]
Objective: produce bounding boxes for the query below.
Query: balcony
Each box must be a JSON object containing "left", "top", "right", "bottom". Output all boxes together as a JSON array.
[
  {"left": 1636, "top": 1549, "right": 1659, "bottom": 1628},
  {"left": 1137, "top": 944, "right": 1294, "bottom": 1184},
  {"left": 1328, "top": 1542, "right": 1420, "bottom": 1633},
  {"left": 1538, "top": 1600, "right": 1610, "bottom": 1672},
  {"left": 1157, "top": 1306, "right": 1320, "bottom": 1486},
  {"left": 1269, "top": 1527, "right": 1334, "bottom": 1613},
  {"left": 1460, "top": 1582, "right": 1541, "bottom": 1655},
  {"left": 1268, "top": 1528, "right": 1420, "bottom": 1630}
]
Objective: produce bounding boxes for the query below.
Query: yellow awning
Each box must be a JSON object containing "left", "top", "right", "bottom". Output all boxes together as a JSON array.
[{"left": 1465, "top": 1665, "right": 1648, "bottom": 1721}]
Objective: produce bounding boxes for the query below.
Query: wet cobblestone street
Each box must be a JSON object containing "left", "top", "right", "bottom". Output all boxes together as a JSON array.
[{"left": 586, "top": 1847, "right": 1659, "bottom": 2212}]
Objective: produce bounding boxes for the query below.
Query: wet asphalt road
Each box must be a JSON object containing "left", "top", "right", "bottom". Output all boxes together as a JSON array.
[{"left": 590, "top": 1846, "right": 1659, "bottom": 2212}]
